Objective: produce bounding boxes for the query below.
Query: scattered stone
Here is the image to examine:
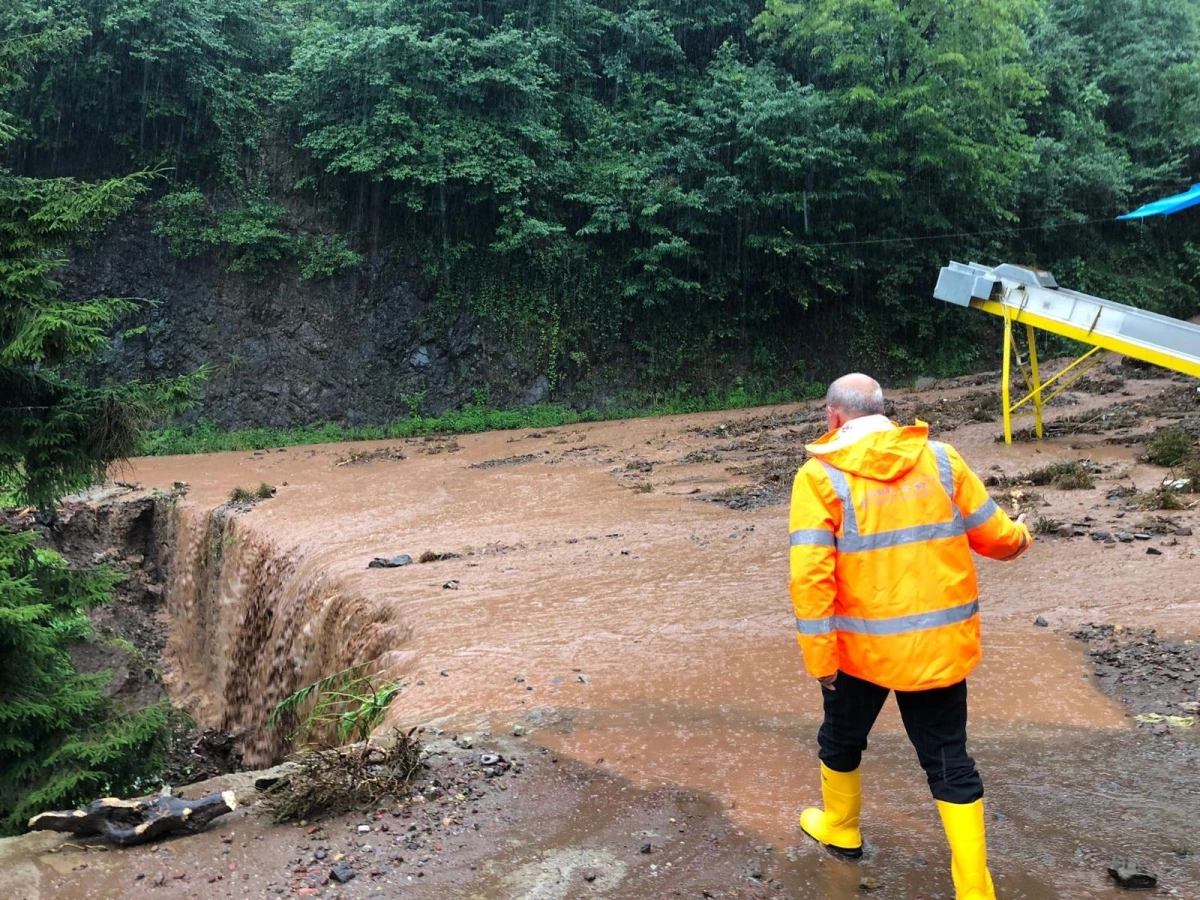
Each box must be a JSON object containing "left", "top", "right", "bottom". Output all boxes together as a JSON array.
[
  {"left": 368, "top": 554, "right": 412, "bottom": 569},
  {"left": 640, "top": 842, "right": 653, "bottom": 854},
  {"left": 1056, "top": 524, "right": 1074, "bottom": 538},
  {"left": 512, "top": 725, "right": 527, "bottom": 737},
  {"left": 314, "top": 849, "right": 327, "bottom": 861},
  {"left": 1092, "top": 531, "right": 1111, "bottom": 542},
  {"left": 1133, "top": 533, "right": 1152, "bottom": 540},
  {"left": 1147, "top": 547, "right": 1162, "bottom": 556},
  {"left": 858, "top": 876, "right": 883, "bottom": 892},
  {"left": 1175, "top": 526, "right": 1193, "bottom": 537},
  {"left": 577, "top": 674, "right": 589, "bottom": 683},
  {"left": 455, "top": 736, "right": 474, "bottom": 750},
  {"left": 443, "top": 580, "right": 460, "bottom": 590},
  {"left": 357, "top": 825, "right": 371, "bottom": 833},
  {"left": 479, "top": 754, "right": 502, "bottom": 766},
  {"left": 1073, "top": 625, "right": 1200, "bottom": 723},
  {"left": 330, "top": 862, "right": 357, "bottom": 884},
  {"left": 1034, "top": 616, "right": 1049, "bottom": 628},
  {"left": 1107, "top": 861, "right": 1156, "bottom": 890},
  {"left": 1115, "top": 532, "right": 1134, "bottom": 543}
]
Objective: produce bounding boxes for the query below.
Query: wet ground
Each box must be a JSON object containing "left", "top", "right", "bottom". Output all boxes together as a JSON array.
[{"left": 3, "top": 362, "right": 1200, "bottom": 898}]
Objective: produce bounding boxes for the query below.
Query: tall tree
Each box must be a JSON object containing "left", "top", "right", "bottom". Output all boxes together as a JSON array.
[{"left": 0, "top": 21, "right": 196, "bottom": 834}]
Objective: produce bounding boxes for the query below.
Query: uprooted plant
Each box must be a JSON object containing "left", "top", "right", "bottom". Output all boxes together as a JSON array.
[
  {"left": 988, "top": 460, "right": 1095, "bottom": 490},
  {"left": 259, "top": 727, "right": 423, "bottom": 823},
  {"left": 261, "top": 666, "right": 420, "bottom": 821}
]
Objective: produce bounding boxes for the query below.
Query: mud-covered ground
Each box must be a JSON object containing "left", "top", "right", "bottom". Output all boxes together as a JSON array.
[{"left": 3, "top": 359, "right": 1200, "bottom": 899}]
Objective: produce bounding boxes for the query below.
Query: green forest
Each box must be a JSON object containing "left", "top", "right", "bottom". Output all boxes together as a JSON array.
[{"left": 4, "top": 0, "right": 1200, "bottom": 394}]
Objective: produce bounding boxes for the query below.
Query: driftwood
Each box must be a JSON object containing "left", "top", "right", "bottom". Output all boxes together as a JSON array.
[{"left": 27, "top": 791, "right": 237, "bottom": 846}]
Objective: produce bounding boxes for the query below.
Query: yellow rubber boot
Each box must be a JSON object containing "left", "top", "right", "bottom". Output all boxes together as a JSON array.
[
  {"left": 936, "top": 799, "right": 996, "bottom": 900},
  {"left": 799, "top": 764, "right": 863, "bottom": 859}
]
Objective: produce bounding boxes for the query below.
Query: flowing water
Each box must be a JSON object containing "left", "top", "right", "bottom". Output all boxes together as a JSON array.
[{"left": 8, "top": 378, "right": 1200, "bottom": 898}]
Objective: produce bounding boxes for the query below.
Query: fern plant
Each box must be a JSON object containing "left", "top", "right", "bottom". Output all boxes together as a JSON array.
[{"left": 268, "top": 665, "right": 402, "bottom": 748}]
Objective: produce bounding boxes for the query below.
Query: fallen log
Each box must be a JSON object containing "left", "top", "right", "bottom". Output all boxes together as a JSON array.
[{"left": 27, "top": 791, "right": 237, "bottom": 846}]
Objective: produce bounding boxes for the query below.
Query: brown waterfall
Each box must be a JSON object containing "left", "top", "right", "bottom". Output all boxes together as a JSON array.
[{"left": 162, "top": 502, "right": 412, "bottom": 766}]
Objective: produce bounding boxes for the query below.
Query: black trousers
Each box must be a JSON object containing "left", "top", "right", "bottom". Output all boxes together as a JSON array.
[{"left": 818, "top": 671, "right": 984, "bottom": 805}]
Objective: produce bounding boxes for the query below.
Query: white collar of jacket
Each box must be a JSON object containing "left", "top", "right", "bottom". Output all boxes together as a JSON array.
[{"left": 821, "top": 414, "right": 897, "bottom": 452}]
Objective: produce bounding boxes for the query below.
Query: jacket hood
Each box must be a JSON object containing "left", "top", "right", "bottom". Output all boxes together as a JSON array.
[{"left": 805, "top": 420, "right": 931, "bottom": 482}]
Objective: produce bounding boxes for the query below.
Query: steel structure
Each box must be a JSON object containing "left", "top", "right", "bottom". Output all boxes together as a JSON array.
[{"left": 933, "top": 261, "right": 1200, "bottom": 443}]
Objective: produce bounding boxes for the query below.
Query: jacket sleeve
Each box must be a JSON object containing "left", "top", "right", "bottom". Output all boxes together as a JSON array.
[
  {"left": 948, "top": 446, "right": 1031, "bottom": 561},
  {"left": 788, "top": 460, "right": 840, "bottom": 678}
]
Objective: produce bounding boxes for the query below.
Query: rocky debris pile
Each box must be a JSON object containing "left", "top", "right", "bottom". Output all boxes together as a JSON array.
[
  {"left": 1073, "top": 624, "right": 1200, "bottom": 735},
  {"left": 717, "top": 450, "right": 808, "bottom": 510},
  {"left": 910, "top": 389, "right": 1003, "bottom": 429},
  {"left": 335, "top": 446, "right": 406, "bottom": 467},
  {"left": 469, "top": 453, "right": 545, "bottom": 469},
  {"left": 1005, "top": 380, "right": 1200, "bottom": 442},
  {"left": 268, "top": 744, "right": 524, "bottom": 895}
]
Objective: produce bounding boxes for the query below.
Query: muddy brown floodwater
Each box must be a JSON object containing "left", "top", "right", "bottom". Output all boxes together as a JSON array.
[{"left": 3, "top": 363, "right": 1200, "bottom": 899}]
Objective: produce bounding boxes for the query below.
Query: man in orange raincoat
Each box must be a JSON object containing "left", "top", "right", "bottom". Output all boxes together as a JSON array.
[{"left": 788, "top": 373, "right": 1030, "bottom": 900}]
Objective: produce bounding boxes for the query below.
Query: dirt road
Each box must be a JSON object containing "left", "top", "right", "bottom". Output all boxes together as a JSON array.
[{"left": 3, "top": 363, "right": 1199, "bottom": 898}]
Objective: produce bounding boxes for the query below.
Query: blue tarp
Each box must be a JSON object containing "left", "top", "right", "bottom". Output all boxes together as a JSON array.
[{"left": 1117, "top": 183, "right": 1200, "bottom": 219}]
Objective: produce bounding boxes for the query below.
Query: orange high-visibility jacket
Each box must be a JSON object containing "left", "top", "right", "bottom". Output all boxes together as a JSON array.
[{"left": 788, "top": 419, "right": 1030, "bottom": 692}]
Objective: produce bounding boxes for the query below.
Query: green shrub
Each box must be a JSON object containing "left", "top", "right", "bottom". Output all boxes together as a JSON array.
[
  {"left": 300, "top": 234, "right": 362, "bottom": 280},
  {"left": 1143, "top": 427, "right": 1196, "bottom": 468}
]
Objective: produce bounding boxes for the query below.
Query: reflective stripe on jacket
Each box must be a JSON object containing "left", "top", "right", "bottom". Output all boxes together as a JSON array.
[{"left": 788, "top": 419, "right": 1030, "bottom": 691}]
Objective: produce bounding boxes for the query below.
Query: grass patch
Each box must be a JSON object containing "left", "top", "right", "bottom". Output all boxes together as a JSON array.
[
  {"left": 1143, "top": 427, "right": 1196, "bottom": 468},
  {"left": 1033, "top": 516, "right": 1063, "bottom": 536},
  {"left": 141, "top": 385, "right": 827, "bottom": 457}
]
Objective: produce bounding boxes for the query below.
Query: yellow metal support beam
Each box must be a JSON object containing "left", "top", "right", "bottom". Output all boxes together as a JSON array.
[
  {"left": 1025, "top": 323, "right": 1043, "bottom": 440},
  {"left": 1002, "top": 312, "right": 1013, "bottom": 444},
  {"left": 976, "top": 298, "right": 1200, "bottom": 379}
]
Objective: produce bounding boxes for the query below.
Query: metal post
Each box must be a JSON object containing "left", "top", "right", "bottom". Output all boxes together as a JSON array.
[
  {"left": 1002, "top": 313, "right": 1013, "bottom": 444},
  {"left": 1026, "top": 322, "right": 1043, "bottom": 440}
]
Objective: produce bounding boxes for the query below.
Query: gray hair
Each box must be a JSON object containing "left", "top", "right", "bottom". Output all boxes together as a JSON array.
[{"left": 826, "top": 374, "right": 886, "bottom": 417}]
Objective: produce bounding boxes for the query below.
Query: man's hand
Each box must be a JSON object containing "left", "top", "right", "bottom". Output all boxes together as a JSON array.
[
  {"left": 817, "top": 674, "right": 837, "bottom": 691},
  {"left": 1016, "top": 513, "right": 1028, "bottom": 527}
]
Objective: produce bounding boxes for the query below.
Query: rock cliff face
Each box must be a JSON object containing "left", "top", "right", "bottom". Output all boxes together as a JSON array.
[{"left": 64, "top": 209, "right": 548, "bottom": 428}]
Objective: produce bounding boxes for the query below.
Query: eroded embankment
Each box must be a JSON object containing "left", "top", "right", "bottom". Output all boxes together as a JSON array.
[
  {"left": 54, "top": 485, "right": 412, "bottom": 769},
  {"left": 162, "top": 501, "right": 413, "bottom": 766}
]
